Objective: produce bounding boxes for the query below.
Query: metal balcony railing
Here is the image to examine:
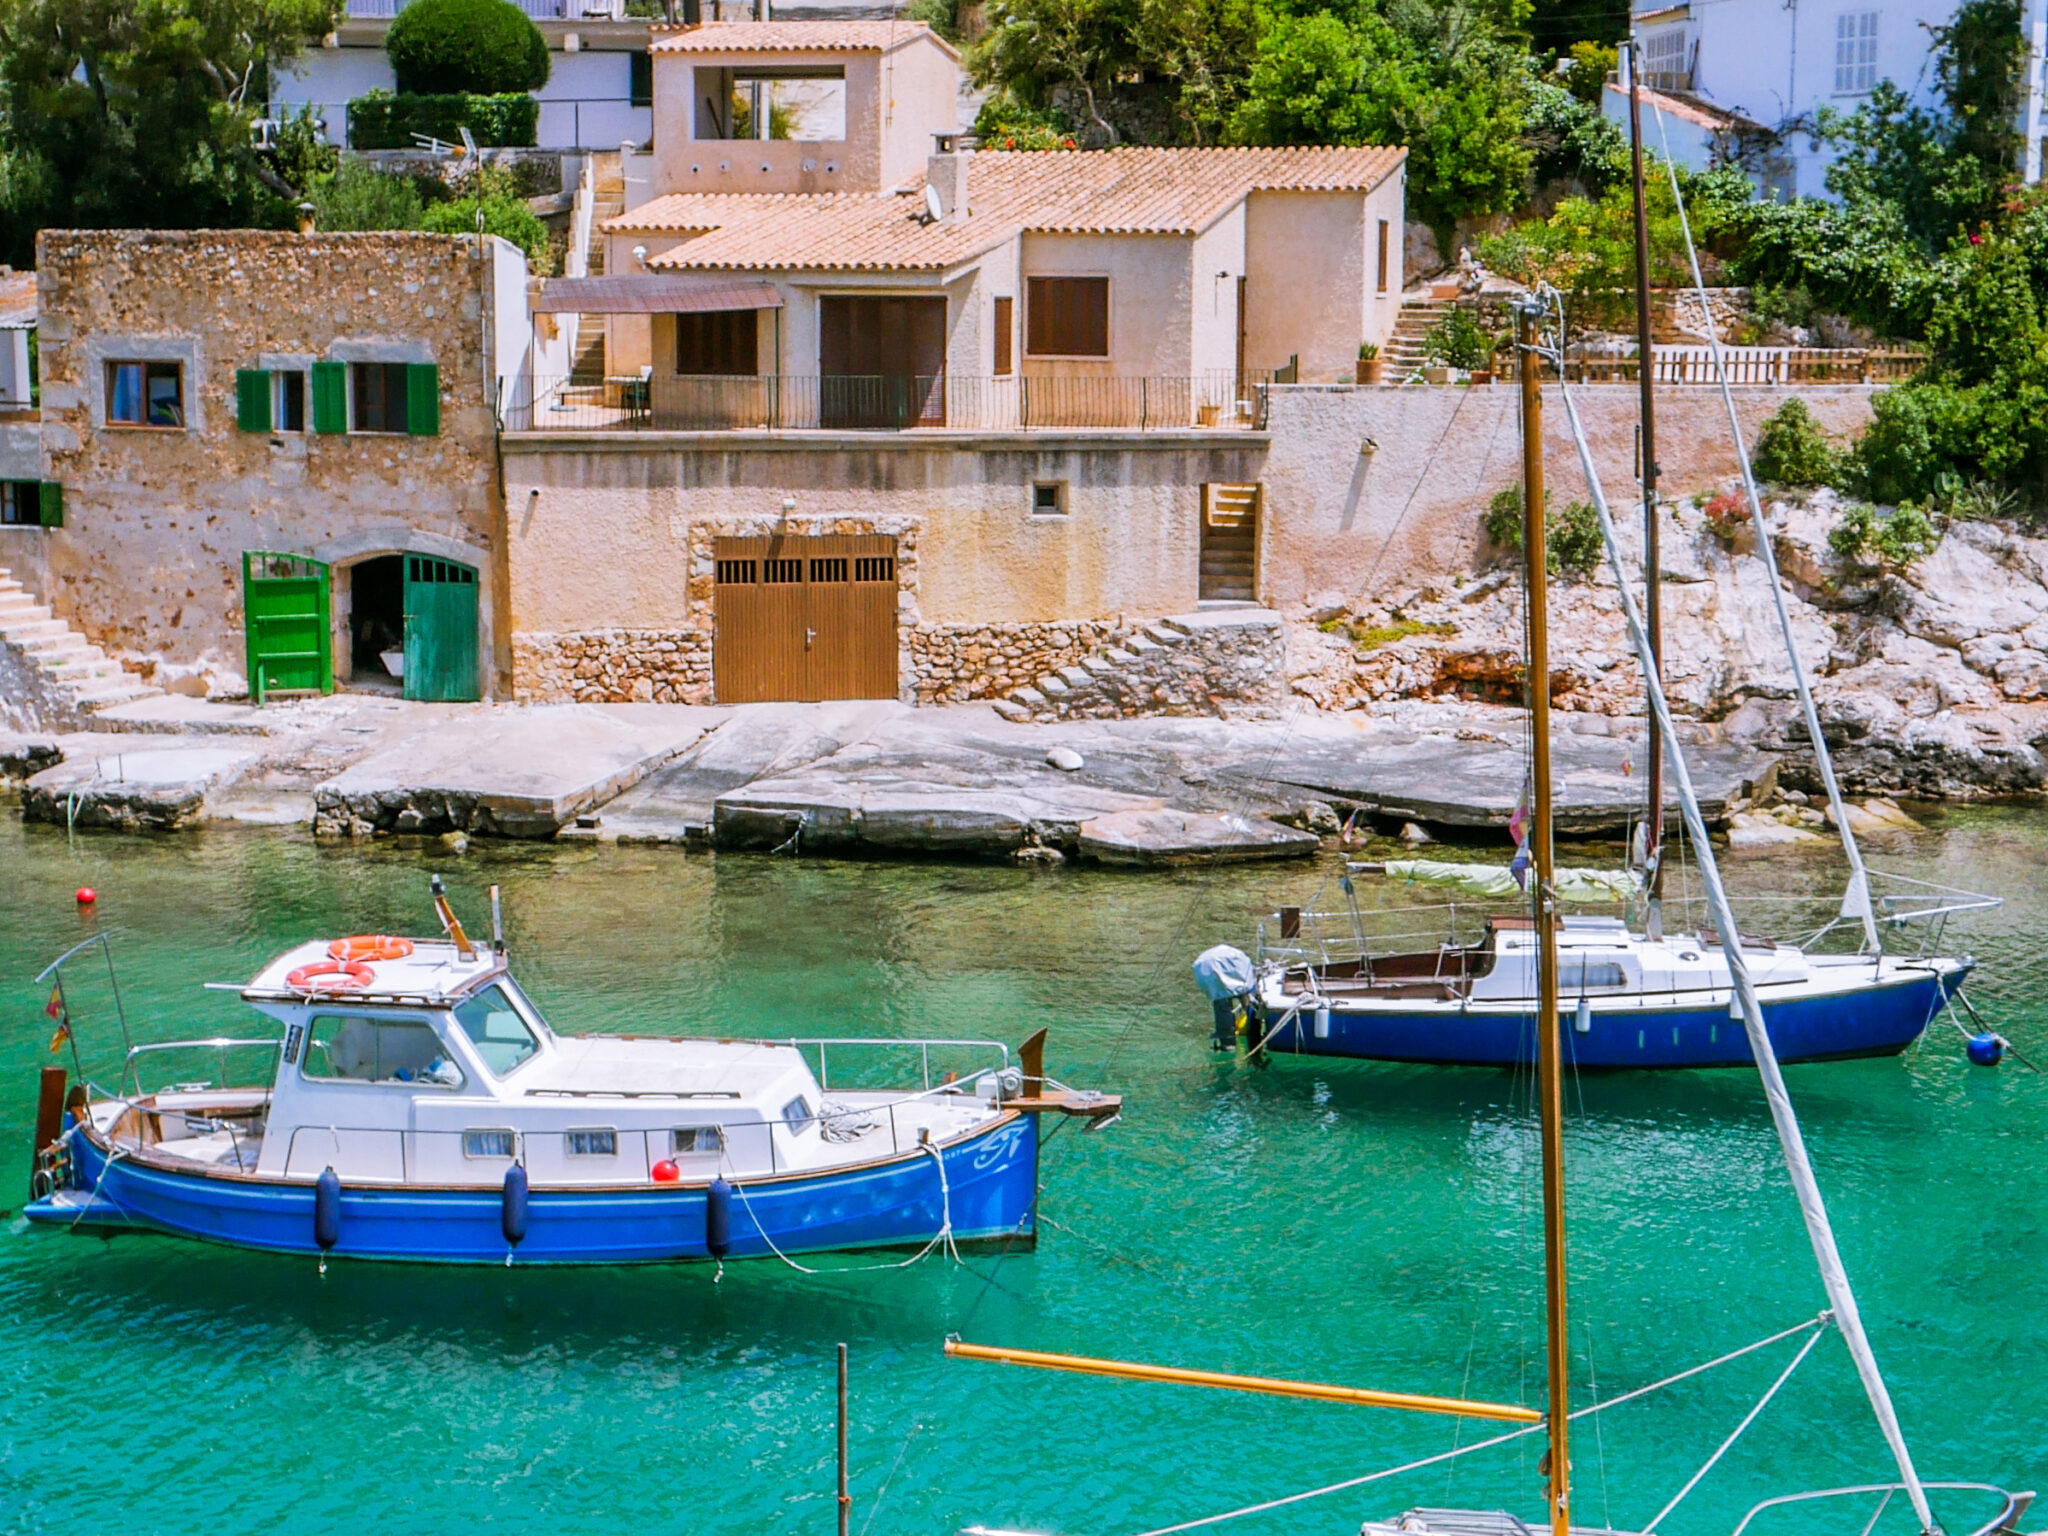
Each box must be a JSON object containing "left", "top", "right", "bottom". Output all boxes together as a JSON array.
[{"left": 501, "top": 371, "right": 1273, "bottom": 432}]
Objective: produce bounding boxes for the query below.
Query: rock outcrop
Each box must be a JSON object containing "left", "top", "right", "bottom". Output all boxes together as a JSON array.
[{"left": 1290, "top": 492, "right": 2048, "bottom": 799}]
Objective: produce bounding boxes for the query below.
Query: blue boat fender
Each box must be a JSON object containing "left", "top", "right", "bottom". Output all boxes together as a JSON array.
[
  {"left": 706, "top": 1177, "right": 733, "bottom": 1262},
  {"left": 314, "top": 1167, "right": 341, "bottom": 1271},
  {"left": 502, "top": 1163, "right": 530, "bottom": 1257},
  {"left": 1967, "top": 1032, "right": 2006, "bottom": 1066}
]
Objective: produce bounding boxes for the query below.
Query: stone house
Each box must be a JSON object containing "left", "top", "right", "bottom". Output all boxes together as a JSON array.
[{"left": 17, "top": 229, "right": 537, "bottom": 704}]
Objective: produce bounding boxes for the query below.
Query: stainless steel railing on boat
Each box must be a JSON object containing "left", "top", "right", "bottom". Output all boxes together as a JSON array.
[
  {"left": 1728, "top": 1481, "right": 2030, "bottom": 1536},
  {"left": 120, "top": 1038, "right": 283, "bottom": 1100},
  {"left": 778, "top": 1037, "right": 1010, "bottom": 1095}
]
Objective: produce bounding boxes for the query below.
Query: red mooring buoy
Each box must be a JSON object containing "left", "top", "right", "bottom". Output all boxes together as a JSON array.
[{"left": 75, "top": 887, "right": 97, "bottom": 906}]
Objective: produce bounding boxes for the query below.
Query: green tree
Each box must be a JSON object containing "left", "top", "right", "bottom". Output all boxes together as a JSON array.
[
  {"left": 309, "top": 161, "right": 429, "bottom": 230},
  {"left": 386, "top": 0, "right": 549, "bottom": 96},
  {"left": 0, "top": 0, "right": 343, "bottom": 264},
  {"left": 1750, "top": 398, "right": 1841, "bottom": 487}
]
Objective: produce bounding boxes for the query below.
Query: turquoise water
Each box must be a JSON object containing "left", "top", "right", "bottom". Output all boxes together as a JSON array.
[{"left": 0, "top": 810, "right": 2042, "bottom": 1536}]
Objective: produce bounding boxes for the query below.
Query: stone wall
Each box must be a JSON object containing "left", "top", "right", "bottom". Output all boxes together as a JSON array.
[
  {"left": 33, "top": 230, "right": 508, "bottom": 696},
  {"left": 906, "top": 620, "right": 1121, "bottom": 705},
  {"left": 511, "top": 628, "right": 710, "bottom": 703}
]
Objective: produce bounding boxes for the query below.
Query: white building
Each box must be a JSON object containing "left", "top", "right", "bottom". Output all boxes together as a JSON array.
[
  {"left": 1607, "top": 0, "right": 2048, "bottom": 198},
  {"left": 273, "top": 0, "right": 656, "bottom": 151}
]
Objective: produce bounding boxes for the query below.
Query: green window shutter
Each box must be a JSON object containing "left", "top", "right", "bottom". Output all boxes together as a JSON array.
[
  {"left": 630, "top": 50, "right": 653, "bottom": 107},
  {"left": 406, "top": 362, "right": 440, "bottom": 436},
  {"left": 236, "top": 368, "right": 272, "bottom": 433},
  {"left": 311, "top": 361, "right": 348, "bottom": 434},
  {"left": 38, "top": 480, "right": 62, "bottom": 528}
]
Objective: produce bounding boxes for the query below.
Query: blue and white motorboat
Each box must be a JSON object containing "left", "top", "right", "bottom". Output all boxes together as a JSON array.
[
  {"left": 1234, "top": 911, "right": 1971, "bottom": 1068},
  {"left": 25, "top": 894, "right": 1119, "bottom": 1267}
]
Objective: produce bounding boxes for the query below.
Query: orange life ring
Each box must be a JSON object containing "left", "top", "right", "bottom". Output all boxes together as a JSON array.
[
  {"left": 286, "top": 959, "right": 376, "bottom": 992},
  {"left": 327, "top": 935, "right": 414, "bottom": 963}
]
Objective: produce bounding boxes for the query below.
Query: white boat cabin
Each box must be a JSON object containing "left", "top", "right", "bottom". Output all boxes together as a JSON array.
[{"left": 118, "top": 938, "right": 1010, "bottom": 1187}]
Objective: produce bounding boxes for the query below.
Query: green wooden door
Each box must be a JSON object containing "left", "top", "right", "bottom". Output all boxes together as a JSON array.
[
  {"left": 242, "top": 552, "right": 333, "bottom": 703},
  {"left": 402, "top": 555, "right": 480, "bottom": 702}
]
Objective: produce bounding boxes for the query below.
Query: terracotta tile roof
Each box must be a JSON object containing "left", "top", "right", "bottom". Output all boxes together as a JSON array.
[
  {"left": 650, "top": 21, "right": 956, "bottom": 57},
  {"left": 0, "top": 266, "right": 34, "bottom": 327},
  {"left": 612, "top": 145, "right": 1406, "bottom": 272}
]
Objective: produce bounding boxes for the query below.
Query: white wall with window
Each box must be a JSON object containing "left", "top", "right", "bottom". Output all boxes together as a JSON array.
[{"left": 1613, "top": 0, "right": 2048, "bottom": 199}]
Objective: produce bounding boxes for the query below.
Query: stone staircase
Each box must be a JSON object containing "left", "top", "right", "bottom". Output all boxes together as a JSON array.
[
  {"left": 571, "top": 153, "right": 627, "bottom": 384},
  {"left": 994, "top": 608, "right": 1286, "bottom": 723},
  {"left": 0, "top": 566, "right": 160, "bottom": 730},
  {"left": 1384, "top": 297, "right": 1452, "bottom": 375}
]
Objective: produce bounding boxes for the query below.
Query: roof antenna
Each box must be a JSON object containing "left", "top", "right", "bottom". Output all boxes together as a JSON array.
[
  {"left": 489, "top": 884, "right": 505, "bottom": 956},
  {"left": 431, "top": 875, "right": 477, "bottom": 961}
]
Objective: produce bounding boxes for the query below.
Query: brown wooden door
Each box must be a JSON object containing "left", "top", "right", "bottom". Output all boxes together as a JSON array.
[
  {"left": 819, "top": 296, "right": 946, "bottom": 428},
  {"left": 714, "top": 534, "right": 898, "bottom": 702}
]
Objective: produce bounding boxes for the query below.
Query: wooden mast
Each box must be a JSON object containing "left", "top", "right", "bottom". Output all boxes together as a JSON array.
[
  {"left": 1519, "top": 304, "right": 1571, "bottom": 1536},
  {"left": 1627, "top": 39, "right": 1666, "bottom": 940}
]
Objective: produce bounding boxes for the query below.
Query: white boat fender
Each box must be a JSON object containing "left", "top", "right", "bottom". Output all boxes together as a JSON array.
[
  {"left": 502, "top": 1164, "right": 529, "bottom": 1263},
  {"left": 1313, "top": 1001, "right": 1331, "bottom": 1040},
  {"left": 1193, "top": 945, "right": 1256, "bottom": 1052},
  {"left": 706, "top": 1177, "right": 734, "bottom": 1264},
  {"left": 314, "top": 1166, "right": 341, "bottom": 1272},
  {"left": 1574, "top": 997, "right": 1592, "bottom": 1035}
]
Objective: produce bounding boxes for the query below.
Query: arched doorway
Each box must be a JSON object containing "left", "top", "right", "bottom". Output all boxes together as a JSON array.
[{"left": 339, "top": 551, "right": 480, "bottom": 702}]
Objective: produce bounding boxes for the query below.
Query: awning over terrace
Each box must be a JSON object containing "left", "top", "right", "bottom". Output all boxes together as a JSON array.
[{"left": 530, "top": 275, "right": 785, "bottom": 314}]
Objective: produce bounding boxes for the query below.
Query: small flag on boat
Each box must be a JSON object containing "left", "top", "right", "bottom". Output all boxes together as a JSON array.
[
  {"left": 1621, "top": 754, "right": 1633, "bottom": 778},
  {"left": 44, "top": 978, "right": 72, "bottom": 1055},
  {"left": 1509, "top": 838, "right": 1532, "bottom": 892},
  {"left": 1507, "top": 777, "right": 1531, "bottom": 847}
]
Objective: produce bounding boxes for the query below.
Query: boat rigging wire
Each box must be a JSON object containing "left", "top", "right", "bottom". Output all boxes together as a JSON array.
[
  {"left": 1639, "top": 1317, "right": 1828, "bottom": 1532},
  {"left": 726, "top": 1141, "right": 963, "bottom": 1275},
  {"left": 1546, "top": 282, "right": 1940, "bottom": 1535},
  {"left": 1647, "top": 100, "right": 1880, "bottom": 956},
  {"left": 1115, "top": 1313, "right": 1833, "bottom": 1536}
]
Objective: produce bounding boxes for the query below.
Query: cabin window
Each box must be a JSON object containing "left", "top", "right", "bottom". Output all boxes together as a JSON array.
[
  {"left": 463, "top": 1129, "right": 516, "bottom": 1158},
  {"left": 566, "top": 1128, "right": 618, "bottom": 1157},
  {"left": 672, "top": 1126, "right": 725, "bottom": 1155},
  {"left": 780, "top": 1095, "right": 815, "bottom": 1133},
  {"left": 301, "top": 1015, "right": 463, "bottom": 1087},
  {"left": 451, "top": 984, "right": 541, "bottom": 1076}
]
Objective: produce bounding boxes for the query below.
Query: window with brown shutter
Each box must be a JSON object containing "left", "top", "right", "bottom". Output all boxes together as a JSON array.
[
  {"left": 1025, "top": 276, "right": 1109, "bottom": 357},
  {"left": 993, "top": 296, "right": 1014, "bottom": 375},
  {"left": 676, "top": 310, "right": 759, "bottom": 375},
  {"left": 1376, "top": 221, "right": 1391, "bottom": 294}
]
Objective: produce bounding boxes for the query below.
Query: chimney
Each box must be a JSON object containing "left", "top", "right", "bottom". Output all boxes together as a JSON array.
[{"left": 927, "top": 134, "right": 974, "bottom": 224}]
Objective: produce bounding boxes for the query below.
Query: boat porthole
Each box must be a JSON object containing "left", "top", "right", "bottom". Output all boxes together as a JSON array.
[
  {"left": 1672, "top": 1027, "right": 1680, "bottom": 1045},
  {"left": 1710, "top": 1024, "right": 1717, "bottom": 1044},
  {"left": 1637, "top": 1029, "right": 1645, "bottom": 1049}
]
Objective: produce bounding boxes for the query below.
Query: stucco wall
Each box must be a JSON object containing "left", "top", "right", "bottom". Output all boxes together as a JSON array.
[
  {"left": 1244, "top": 191, "right": 1363, "bottom": 384},
  {"left": 878, "top": 38, "right": 968, "bottom": 185},
  {"left": 1019, "top": 232, "right": 1193, "bottom": 377},
  {"left": 654, "top": 51, "right": 888, "bottom": 196},
  {"left": 1188, "top": 204, "right": 1246, "bottom": 381},
  {"left": 1255, "top": 383, "right": 1881, "bottom": 607},
  {"left": 34, "top": 230, "right": 508, "bottom": 694}
]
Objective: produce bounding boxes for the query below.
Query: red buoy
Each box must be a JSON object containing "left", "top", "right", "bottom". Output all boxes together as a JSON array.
[
  {"left": 651, "top": 1160, "right": 681, "bottom": 1183},
  {"left": 75, "top": 887, "right": 96, "bottom": 906}
]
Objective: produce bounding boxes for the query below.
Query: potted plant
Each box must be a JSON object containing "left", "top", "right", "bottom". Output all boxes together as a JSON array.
[
  {"left": 1424, "top": 307, "right": 1493, "bottom": 385},
  {"left": 1356, "top": 342, "right": 1384, "bottom": 385}
]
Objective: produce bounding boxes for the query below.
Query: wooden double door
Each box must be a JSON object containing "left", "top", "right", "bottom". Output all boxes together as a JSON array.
[
  {"left": 713, "top": 533, "right": 898, "bottom": 702},
  {"left": 819, "top": 296, "right": 946, "bottom": 429}
]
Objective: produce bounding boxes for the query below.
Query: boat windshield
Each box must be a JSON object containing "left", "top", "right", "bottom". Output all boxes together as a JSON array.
[{"left": 451, "top": 984, "right": 541, "bottom": 1076}]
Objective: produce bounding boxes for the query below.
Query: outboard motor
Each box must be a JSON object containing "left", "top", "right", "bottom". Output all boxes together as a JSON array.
[{"left": 1193, "top": 945, "right": 1257, "bottom": 1052}]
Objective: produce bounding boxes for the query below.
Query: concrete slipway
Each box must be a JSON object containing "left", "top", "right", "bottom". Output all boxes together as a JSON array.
[{"left": 1, "top": 695, "right": 1772, "bottom": 863}]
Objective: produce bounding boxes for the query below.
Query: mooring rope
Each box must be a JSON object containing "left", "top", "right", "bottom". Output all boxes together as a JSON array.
[{"left": 728, "top": 1140, "right": 960, "bottom": 1276}]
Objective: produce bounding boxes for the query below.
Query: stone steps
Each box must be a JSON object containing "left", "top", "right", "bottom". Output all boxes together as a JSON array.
[{"left": 0, "top": 565, "right": 163, "bottom": 730}]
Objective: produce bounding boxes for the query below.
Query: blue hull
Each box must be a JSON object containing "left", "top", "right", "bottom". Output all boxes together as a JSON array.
[
  {"left": 1259, "top": 970, "right": 1961, "bottom": 1069},
  {"left": 28, "top": 1113, "right": 1039, "bottom": 1266}
]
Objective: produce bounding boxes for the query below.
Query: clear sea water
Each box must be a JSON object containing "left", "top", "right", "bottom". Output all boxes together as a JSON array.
[{"left": 0, "top": 807, "right": 2041, "bottom": 1536}]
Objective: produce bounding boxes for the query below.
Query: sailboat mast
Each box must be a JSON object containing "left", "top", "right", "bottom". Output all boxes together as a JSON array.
[
  {"left": 1519, "top": 303, "right": 1571, "bottom": 1536},
  {"left": 1627, "top": 39, "right": 1666, "bottom": 938}
]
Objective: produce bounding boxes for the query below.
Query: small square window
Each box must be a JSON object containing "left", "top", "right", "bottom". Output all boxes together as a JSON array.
[
  {"left": 780, "top": 1095, "right": 814, "bottom": 1133},
  {"left": 107, "top": 360, "right": 184, "bottom": 428},
  {"left": 275, "top": 371, "right": 307, "bottom": 433},
  {"left": 672, "top": 1126, "right": 725, "bottom": 1155},
  {"left": 566, "top": 1128, "right": 618, "bottom": 1157},
  {"left": 463, "top": 1129, "right": 516, "bottom": 1159},
  {"left": 1031, "top": 481, "right": 1067, "bottom": 517}
]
